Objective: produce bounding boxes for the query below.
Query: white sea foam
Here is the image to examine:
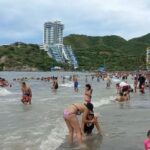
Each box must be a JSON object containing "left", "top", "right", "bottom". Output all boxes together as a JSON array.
[
  {"left": 4, "top": 135, "right": 22, "bottom": 141},
  {"left": 60, "top": 82, "right": 81, "bottom": 88},
  {"left": 39, "top": 97, "right": 57, "bottom": 101},
  {"left": 40, "top": 119, "right": 67, "bottom": 150},
  {"left": 93, "top": 96, "right": 115, "bottom": 108},
  {"left": 0, "top": 88, "right": 12, "bottom": 96},
  {"left": 60, "top": 82, "right": 74, "bottom": 87},
  {"left": 40, "top": 96, "right": 115, "bottom": 150},
  {"left": 0, "top": 98, "right": 19, "bottom": 103}
]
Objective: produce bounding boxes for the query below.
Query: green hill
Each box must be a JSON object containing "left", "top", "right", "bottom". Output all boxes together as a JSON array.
[
  {"left": 0, "top": 42, "right": 63, "bottom": 71},
  {"left": 64, "top": 34, "right": 149, "bottom": 71},
  {"left": 0, "top": 33, "right": 149, "bottom": 71}
]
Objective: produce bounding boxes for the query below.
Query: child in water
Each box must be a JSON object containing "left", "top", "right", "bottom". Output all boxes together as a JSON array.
[{"left": 144, "top": 130, "right": 150, "bottom": 150}]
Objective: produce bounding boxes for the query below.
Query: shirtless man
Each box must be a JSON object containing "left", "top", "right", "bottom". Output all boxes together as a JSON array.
[{"left": 21, "top": 82, "right": 32, "bottom": 104}]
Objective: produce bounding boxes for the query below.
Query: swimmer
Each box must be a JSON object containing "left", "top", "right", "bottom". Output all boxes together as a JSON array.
[
  {"left": 106, "top": 76, "right": 111, "bottom": 88},
  {"left": 116, "top": 92, "right": 125, "bottom": 102},
  {"left": 84, "top": 84, "right": 93, "bottom": 103},
  {"left": 144, "top": 130, "right": 150, "bottom": 150},
  {"left": 116, "top": 83, "right": 120, "bottom": 94},
  {"left": 21, "top": 82, "right": 32, "bottom": 104},
  {"left": 63, "top": 103, "right": 94, "bottom": 146},
  {"left": 134, "top": 77, "right": 138, "bottom": 93},
  {"left": 140, "top": 84, "right": 145, "bottom": 94},
  {"left": 73, "top": 76, "right": 78, "bottom": 92},
  {"left": 116, "top": 92, "right": 129, "bottom": 102},
  {"left": 84, "top": 112, "right": 101, "bottom": 136},
  {"left": 52, "top": 77, "right": 58, "bottom": 91}
]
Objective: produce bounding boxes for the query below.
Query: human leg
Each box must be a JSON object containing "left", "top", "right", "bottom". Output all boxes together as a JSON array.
[
  {"left": 69, "top": 116, "right": 82, "bottom": 145},
  {"left": 64, "top": 117, "right": 74, "bottom": 144}
]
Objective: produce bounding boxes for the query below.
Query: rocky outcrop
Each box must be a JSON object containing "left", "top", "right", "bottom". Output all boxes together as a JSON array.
[{"left": 0, "top": 56, "right": 8, "bottom": 63}]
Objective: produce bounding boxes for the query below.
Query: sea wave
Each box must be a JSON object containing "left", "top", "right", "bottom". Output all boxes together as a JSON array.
[
  {"left": 40, "top": 118, "right": 67, "bottom": 150},
  {"left": 92, "top": 96, "right": 115, "bottom": 108},
  {"left": 0, "top": 88, "right": 12, "bottom": 96},
  {"left": 40, "top": 96, "right": 115, "bottom": 150},
  {"left": 60, "top": 82, "right": 81, "bottom": 88}
]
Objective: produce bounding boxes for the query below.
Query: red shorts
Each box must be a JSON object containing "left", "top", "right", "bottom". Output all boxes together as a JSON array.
[{"left": 22, "top": 95, "right": 31, "bottom": 103}]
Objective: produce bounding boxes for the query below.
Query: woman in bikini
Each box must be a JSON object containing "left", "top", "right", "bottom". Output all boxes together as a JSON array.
[
  {"left": 84, "top": 84, "right": 93, "bottom": 103},
  {"left": 21, "top": 82, "right": 32, "bottom": 104},
  {"left": 63, "top": 102, "right": 94, "bottom": 146}
]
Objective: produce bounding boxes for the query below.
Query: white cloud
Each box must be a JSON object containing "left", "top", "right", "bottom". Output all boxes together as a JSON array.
[{"left": 0, "top": 0, "right": 150, "bottom": 44}]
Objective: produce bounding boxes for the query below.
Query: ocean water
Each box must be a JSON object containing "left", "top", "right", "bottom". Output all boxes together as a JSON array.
[
  {"left": 0, "top": 71, "right": 149, "bottom": 150},
  {"left": 0, "top": 71, "right": 115, "bottom": 150}
]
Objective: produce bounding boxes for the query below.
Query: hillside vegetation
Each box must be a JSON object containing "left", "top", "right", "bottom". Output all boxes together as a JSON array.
[
  {"left": 0, "top": 42, "right": 63, "bottom": 71},
  {"left": 64, "top": 34, "right": 150, "bottom": 71},
  {"left": 0, "top": 33, "right": 149, "bottom": 71}
]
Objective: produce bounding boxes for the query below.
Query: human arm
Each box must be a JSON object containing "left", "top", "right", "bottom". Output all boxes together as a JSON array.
[
  {"left": 94, "top": 117, "right": 101, "bottom": 134},
  {"left": 81, "top": 109, "right": 88, "bottom": 136}
]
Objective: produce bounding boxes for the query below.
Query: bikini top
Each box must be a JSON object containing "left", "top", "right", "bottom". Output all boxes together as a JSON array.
[{"left": 72, "top": 104, "right": 82, "bottom": 115}]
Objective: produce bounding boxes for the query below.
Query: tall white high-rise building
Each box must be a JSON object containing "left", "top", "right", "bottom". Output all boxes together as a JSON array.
[
  {"left": 44, "top": 21, "right": 64, "bottom": 45},
  {"left": 42, "top": 21, "right": 78, "bottom": 69}
]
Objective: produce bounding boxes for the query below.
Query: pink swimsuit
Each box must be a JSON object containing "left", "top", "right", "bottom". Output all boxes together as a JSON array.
[
  {"left": 85, "top": 99, "right": 91, "bottom": 103},
  {"left": 144, "top": 139, "right": 150, "bottom": 150},
  {"left": 63, "top": 110, "right": 75, "bottom": 119}
]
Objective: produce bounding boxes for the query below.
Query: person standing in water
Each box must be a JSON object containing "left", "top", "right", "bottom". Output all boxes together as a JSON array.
[
  {"left": 138, "top": 74, "right": 146, "bottom": 93},
  {"left": 134, "top": 76, "right": 138, "bottom": 93},
  {"left": 21, "top": 82, "right": 32, "bottom": 104},
  {"left": 52, "top": 77, "right": 58, "bottom": 91},
  {"left": 73, "top": 75, "right": 79, "bottom": 92},
  {"left": 106, "top": 76, "right": 111, "bottom": 88},
  {"left": 63, "top": 103, "right": 94, "bottom": 146},
  {"left": 144, "top": 130, "right": 150, "bottom": 150},
  {"left": 84, "top": 84, "right": 93, "bottom": 103}
]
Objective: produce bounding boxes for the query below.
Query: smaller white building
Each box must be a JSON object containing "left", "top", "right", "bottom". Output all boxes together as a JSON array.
[{"left": 146, "top": 47, "right": 150, "bottom": 70}]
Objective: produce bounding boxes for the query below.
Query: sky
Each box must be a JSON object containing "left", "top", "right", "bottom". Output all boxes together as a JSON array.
[{"left": 0, "top": 0, "right": 150, "bottom": 44}]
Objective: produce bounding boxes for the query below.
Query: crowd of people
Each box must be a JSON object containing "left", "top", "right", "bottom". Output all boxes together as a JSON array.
[{"left": 1, "top": 71, "right": 150, "bottom": 149}]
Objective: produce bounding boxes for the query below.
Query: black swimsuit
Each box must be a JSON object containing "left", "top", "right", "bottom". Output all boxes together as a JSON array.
[{"left": 84, "top": 122, "right": 94, "bottom": 135}]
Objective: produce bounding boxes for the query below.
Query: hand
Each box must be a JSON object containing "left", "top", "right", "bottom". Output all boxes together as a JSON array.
[{"left": 91, "top": 118, "right": 96, "bottom": 123}]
